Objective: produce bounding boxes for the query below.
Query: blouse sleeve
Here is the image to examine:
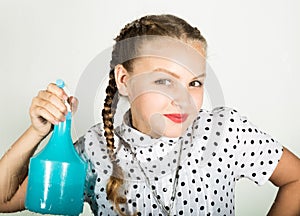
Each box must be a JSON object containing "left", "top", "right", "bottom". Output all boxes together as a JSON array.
[
  {"left": 227, "top": 108, "right": 284, "bottom": 186},
  {"left": 74, "top": 135, "right": 97, "bottom": 207}
]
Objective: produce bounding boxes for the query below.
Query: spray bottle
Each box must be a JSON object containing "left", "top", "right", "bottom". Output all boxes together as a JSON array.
[{"left": 25, "top": 79, "right": 87, "bottom": 215}]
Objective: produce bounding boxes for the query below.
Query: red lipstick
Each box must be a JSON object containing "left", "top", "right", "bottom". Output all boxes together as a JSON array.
[{"left": 163, "top": 113, "right": 188, "bottom": 123}]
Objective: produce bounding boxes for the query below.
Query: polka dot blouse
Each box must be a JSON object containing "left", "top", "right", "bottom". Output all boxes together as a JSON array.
[{"left": 75, "top": 107, "right": 283, "bottom": 215}]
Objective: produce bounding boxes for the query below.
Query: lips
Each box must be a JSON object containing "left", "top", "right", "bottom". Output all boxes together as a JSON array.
[{"left": 163, "top": 113, "right": 188, "bottom": 123}]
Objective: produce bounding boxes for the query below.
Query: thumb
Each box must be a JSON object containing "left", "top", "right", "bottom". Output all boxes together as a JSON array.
[{"left": 68, "top": 96, "right": 79, "bottom": 114}]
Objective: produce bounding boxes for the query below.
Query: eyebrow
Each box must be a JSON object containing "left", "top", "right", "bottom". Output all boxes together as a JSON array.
[{"left": 153, "top": 67, "right": 206, "bottom": 79}]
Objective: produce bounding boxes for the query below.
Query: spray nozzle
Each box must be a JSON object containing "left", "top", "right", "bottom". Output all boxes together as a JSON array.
[
  {"left": 56, "top": 79, "right": 72, "bottom": 116},
  {"left": 56, "top": 79, "right": 65, "bottom": 88}
]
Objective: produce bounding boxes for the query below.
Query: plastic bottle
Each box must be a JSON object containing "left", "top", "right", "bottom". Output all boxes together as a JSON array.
[{"left": 25, "top": 79, "right": 87, "bottom": 215}]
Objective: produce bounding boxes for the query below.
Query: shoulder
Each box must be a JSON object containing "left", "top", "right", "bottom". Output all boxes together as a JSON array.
[
  {"left": 74, "top": 122, "right": 114, "bottom": 175},
  {"left": 86, "top": 123, "right": 105, "bottom": 140},
  {"left": 195, "top": 106, "right": 240, "bottom": 119},
  {"left": 210, "top": 106, "right": 240, "bottom": 119},
  {"left": 190, "top": 106, "right": 270, "bottom": 147},
  {"left": 192, "top": 106, "right": 242, "bottom": 130},
  {"left": 193, "top": 106, "right": 276, "bottom": 140},
  {"left": 74, "top": 123, "right": 107, "bottom": 158},
  {"left": 189, "top": 106, "right": 243, "bottom": 151}
]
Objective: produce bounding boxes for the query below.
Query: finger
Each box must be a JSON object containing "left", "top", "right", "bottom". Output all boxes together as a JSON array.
[
  {"left": 68, "top": 96, "right": 79, "bottom": 113},
  {"left": 31, "top": 97, "right": 66, "bottom": 122},
  {"left": 46, "top": 83, "right": 68, "bottom": 100},
  {"left": 37, "top": 90, "right": 68, "bottom": 114},
  {"left": 31, "top": 106, "right": 59, "bottom": 125}
]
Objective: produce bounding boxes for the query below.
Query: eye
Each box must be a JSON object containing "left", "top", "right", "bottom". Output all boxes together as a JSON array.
[
  {"left": 154, "top": 79, "right": 172, "bottom": 86},
  {"left": 189, "top": 80, "right": 203, "bottom": 87}
]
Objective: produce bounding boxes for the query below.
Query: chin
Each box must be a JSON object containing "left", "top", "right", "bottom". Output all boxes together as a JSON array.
[
  {"left": 148, "top": 118, "right": 193, "bottom": 138},
  {"left": 149, "top": 126, "right": 183, "bottom": 138},
  {"left": 162, "top": 125, "right": 189, "bottom": 138},
  {"left": 163, "top": 132, "right": 183, "bottom": 138}
]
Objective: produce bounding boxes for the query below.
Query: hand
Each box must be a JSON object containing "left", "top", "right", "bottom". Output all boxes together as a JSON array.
[{"left": 29, "top": 83, "right": 79, "bottom": 138}]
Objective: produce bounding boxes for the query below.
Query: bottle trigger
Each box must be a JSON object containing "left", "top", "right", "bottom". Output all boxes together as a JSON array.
[{"left": 56, "top": 79, "right": 71, "bottom": 113}]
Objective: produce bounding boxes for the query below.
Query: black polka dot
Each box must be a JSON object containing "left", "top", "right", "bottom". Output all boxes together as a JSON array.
[{"left": 79, "top": 107, "right": 283, "bottom": 215}]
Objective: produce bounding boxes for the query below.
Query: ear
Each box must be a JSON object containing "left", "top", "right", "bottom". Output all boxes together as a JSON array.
[{"left": 114, "top": 64, "right": 129, "bottom": 96}]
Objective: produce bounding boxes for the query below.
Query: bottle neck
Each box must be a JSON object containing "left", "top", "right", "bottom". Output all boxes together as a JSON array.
[
  {"left": 53, "top": 118, "right": 71, "bottom": 137},
  {"left": 53, "top": 112, "right": 72, "bottom": 136},
  {"left": 34, "top": 112, "right": 77, "bottom": 161}
]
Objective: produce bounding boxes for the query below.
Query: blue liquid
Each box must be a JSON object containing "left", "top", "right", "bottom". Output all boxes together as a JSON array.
[
  {"left": 26, "top": 181, "right": 83, "bottom": 215},
  {"left": 25, "top": 113, "right": 87, "bottom": 215}
]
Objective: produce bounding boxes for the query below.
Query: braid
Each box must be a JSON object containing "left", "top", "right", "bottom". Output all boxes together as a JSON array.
[
  {"left": 103, "top": 14, "right": 207, "bottom": 215},
  {"left": 102, "top": 71, "right": 119, "bottom": 144},
  {"left": 101, "top": 70, "right": 128, "bottom": 215}
]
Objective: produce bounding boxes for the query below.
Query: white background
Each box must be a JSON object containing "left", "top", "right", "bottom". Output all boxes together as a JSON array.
[{"left": 0, "top": 0, "right": 299, "bottom": 215}]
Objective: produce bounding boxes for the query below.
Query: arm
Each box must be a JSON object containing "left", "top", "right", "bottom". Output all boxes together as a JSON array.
[
  {"left": 0, "top": 127, "right": 42, "bottom": 212},
  {"left": 267, "top": 147, "right": 300, "bottom": 216},
  {"left": 0, "top": 83, "right": 71, "bottom": 212}
]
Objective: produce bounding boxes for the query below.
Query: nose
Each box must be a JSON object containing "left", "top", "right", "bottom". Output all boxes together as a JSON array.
[{"left": 170, "top": 86, "right": 194, "bottom": 110}]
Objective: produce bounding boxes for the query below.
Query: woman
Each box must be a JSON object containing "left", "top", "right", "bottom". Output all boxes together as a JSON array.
[{"left": 0, "top": 14, "right": 299, "bottom": 216}]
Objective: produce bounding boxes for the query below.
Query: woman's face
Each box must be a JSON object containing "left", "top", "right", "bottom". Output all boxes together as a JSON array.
[{"left": 123, "top": 39, "right": 206, "bottom": 138}]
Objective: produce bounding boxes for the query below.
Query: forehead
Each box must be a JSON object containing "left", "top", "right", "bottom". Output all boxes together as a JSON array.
[{"left": 134, "top": 36, "right": 206, "bottom": 77}]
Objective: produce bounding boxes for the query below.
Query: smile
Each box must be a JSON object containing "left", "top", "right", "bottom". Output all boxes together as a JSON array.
[{"left": 163, "top": 113, "right": 188, "bottom": 123}]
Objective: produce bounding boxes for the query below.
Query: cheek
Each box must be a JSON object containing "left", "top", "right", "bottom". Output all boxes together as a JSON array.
[
  {"left": 191, "top": 89, "right": 204, "bottom": 110},
  {"left": 131, "top": 93, "right": 170, "bottom": 114}
]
